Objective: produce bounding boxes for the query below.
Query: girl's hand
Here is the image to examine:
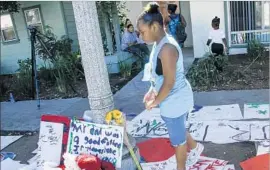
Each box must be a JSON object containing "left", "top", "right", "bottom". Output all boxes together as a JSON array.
[
  {"left": 145, "top": 100, "right": 158, "bottom": 110},
  {"left": 143, "top": 89, "right": 157, "bottom": 103}
]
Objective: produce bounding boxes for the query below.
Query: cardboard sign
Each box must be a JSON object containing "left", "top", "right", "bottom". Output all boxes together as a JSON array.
[
  {"left": 38, "top": 121, "right": 64, "bottom": 168},
  {"left": 67, "top": 119, "right": 124, "bottom": 168}
]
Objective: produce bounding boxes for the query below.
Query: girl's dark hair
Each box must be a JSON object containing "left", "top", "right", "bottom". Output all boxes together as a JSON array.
[
  {"left": 212, "top": 16, "right": 220, "bottom": 27},
  {"left": 138, "top": 2, "right": 163, "bottom": 26},
  {"left": 127, "top": 24, "right": 133, "bottom": 29},
  {"left": 168, "top": 4, "right": 177, "bottom": 13},
  {"left": 125, "top": 18, "right": 130, "bottom": 27}
]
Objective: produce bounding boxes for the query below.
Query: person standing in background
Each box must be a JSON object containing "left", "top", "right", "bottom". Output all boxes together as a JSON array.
[
  {"left": 166, "top": 4, "right": 187, "bottom": 48},
  {"left": 207, "top": 16, "right": 228, "bottom": 56}
]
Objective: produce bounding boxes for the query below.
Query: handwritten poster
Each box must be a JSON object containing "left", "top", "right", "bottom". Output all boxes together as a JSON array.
[
  {"left": 67, "top": 119, "right": 124, "bottom": 168},
  {"left": 256, "top": 140, "right": 270, "bottom": 156},
  {"left": 188, "top": 156, "right": 228, "bottom": 170},
  {"left": 188, "top": 104, "right": 243, "bottom": 121},
  {"left": 141, "top": 155, "right": 228, "bottom": 170},
  {"left": 190, "top": 121, "right": 269, "bottom": 144},
  {"left": 244, "top": 103, "right": 269, "bottom": 119},
  {"left": 141, "top": 159, "right": 169, "bottom": 170},
  {"left": 126, "top": 108, "right": 168, "bottom": 138},
  {"left": 39, "top": 121, "right": 64, "bottom": 168}
]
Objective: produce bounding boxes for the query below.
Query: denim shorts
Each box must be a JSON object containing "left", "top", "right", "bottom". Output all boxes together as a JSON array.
[{"left": 161, "top": 113, "right": 187, "bottom": 147}]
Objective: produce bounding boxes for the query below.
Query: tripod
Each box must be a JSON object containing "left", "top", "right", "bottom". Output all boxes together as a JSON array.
[{"left": 28, "top": 26, "right": 53, "bottom": 109}]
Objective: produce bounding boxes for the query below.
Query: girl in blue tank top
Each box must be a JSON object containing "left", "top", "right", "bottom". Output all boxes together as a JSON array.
[{"left": 137, "top": 2, "right": 204, "bottom": 170}]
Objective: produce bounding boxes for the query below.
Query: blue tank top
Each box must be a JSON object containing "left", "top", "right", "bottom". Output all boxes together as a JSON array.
[{"left": 168, "top": 14, "right": 180, "bottom": 39}]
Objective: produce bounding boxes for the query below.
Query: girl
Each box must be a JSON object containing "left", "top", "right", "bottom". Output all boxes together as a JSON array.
[
  {"left": 137, "top": 2, "right": 204, "bottom": 170},
  {"left": 207, "top": 16, "right": 228, "bottom": 56}
]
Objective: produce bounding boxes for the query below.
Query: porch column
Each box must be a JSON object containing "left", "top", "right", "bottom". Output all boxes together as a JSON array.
[
  {"left": 72, "top": 1, "right": 114, "bottom": 123},
  {"left": 101, "top": 10, "right": 114, "bottom": 54},
  {"left": 111, "top": 2, "right": 122, "bottom": 52}
]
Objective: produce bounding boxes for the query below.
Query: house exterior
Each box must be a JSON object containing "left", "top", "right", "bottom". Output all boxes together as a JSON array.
[
  {"left": 126, "top": 1, "right": 270, "bottom": 58},
  {"left": 1, "top": 1, "right": 79, "bottom": 74},
  {"left": 1, "top": 1, "right": 269, "bottom": 75}
]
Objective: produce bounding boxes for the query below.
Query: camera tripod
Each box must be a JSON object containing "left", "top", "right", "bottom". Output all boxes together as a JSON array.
[{"left": 28, "top": 26, "right": 53, "bottom": 109}]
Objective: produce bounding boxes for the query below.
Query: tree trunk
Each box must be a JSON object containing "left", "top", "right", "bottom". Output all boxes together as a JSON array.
[
  {"left": 72, "top": 1, "right": 114, "bottom": 124},
  {"left": 72, "top": 3, "right": 140, "bottom": 170},
  {"left": 111, "top": 2, "right": 122, "bottom": 52}
]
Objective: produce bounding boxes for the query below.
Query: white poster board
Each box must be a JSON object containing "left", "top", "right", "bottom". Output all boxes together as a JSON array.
[
  {"left": 67, "top": 119, "right": 124, "bottom": 168},
  {"left": 1, "top": 136, "right": 23, "bottom": 150},
  {"left": 141, "top": 155, "right": 228, "bottom": 170},
  {"left": 223, "top": 164, "right": 235, "bottom": 170},
  {"left": 188, "top": 104, "right": 243, "bottom": 121},
  {"left": 1, "top": 158, "right": 26, "bottom": 170},
  {"left": 256, "top": 140, "right": 270, "bottom": 156},
  {"left": 244, "top": 103, "right": 269, "bottom": 119},
  {"left": 38, "top": 121, "right": 64, "bottom": 168},
  {"left": 190, "top": 121, "right": 270, "bottom": 144},
  {"left": 126, "top": 108, "right": 168, "bottom": 138}
]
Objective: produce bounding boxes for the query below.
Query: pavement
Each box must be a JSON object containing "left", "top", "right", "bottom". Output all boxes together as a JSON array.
[{"left": 1, "top": 54, "right": 269, "bottom": 169}]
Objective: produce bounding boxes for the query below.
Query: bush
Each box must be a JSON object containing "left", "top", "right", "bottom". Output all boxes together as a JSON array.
[
  {"left": 247, "top": 39, "right": 266, "bottom": 59},
  {"left": 119, "top": 60, "right": 132, "bottom": 79},
  {"left": 35, "top": 26, "right": 84, "bottom": 94},
  {"left": 13, "top": 58, "right": 33, "bottom": 97},
  {"left": 186, "top": 54, "right": 228, "bottom": 89}
]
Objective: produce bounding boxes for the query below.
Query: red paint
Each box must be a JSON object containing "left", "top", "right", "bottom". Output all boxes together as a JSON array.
[
  {"left": 137, "top": 138, "right": 175, "bottom": 162},
  {"left": 240, "top": 153, "right": 270, "bottom": 170}
]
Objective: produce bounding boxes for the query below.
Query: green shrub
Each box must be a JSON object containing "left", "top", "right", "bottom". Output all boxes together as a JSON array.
[
  {"left": 186, "top": 54, "right": 228, "bottom": 89},
  {"left": 119, "top": 60, "right": 132, "bottom": 79},
  {"left": 247, "top": 39, "right": 266, "bottom": 59},
  {"left": 13, "top": 58, "right": 32, "bottom": 96},
  {"left": 35, "top": 26, "right": 84, "bottom": 94}
]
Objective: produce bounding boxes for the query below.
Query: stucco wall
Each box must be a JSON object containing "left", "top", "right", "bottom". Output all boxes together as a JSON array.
[
  {"left": 61, "top": 1, "right": 79, "bottom": 52},
  {"left": 190, "top": 1, "right": 225, "bottom": 58},
  {"left": 125, "top": 1, "right": 144, "bottom": 27},
  {"left": 125, "top": 1, "right": 193, "bottom": 48},
  {"left": 179, "top": 1, "right": 193, "bottom": 47},
  {"left": 1, "top": 1, "right": 67, "bottom": 74}
]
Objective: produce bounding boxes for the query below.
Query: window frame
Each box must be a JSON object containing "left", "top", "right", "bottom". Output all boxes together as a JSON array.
[
  {"left": 22, "top": 5, "right": 44, "bottom": 36},
  {"left": 225, "top": 1, "right": 270, "bottom": 47},
  {"left": 0, "top": 13, "right": 20, "bottom": 44}
]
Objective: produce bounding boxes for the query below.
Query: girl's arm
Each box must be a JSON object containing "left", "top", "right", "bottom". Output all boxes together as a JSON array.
[
  {"left": 151, "top": 44, "right": 178, "bottom": 106},
  {"left": 206, "top": 39, "right": 212, "bottom": 46}
]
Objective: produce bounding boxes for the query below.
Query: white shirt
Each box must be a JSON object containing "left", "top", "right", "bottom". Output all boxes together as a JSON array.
[{"left": 208, "top": 29, "right": 225, "bottom": 44}]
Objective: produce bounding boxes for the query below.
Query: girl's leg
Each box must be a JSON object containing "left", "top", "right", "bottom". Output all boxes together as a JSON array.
[
  {"left": 186, "top": 132, "right": 204, "bottom": 167},
  {"left": 161, "top": 114, "right": 187, "bottom": 170},
  {"left": 186, "top": 132, "right": 197, "bottom": 150},
  {"left": 185, "top": 112, "right": 204, "bottom": 167},
  {"left": 175, "top": 144, "right": 187, "bottom": 170}
]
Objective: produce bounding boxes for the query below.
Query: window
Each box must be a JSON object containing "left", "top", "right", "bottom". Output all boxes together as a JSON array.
[
  {"left": 230, "top": 1, "right": 269, "bottom": 31},
  {"left": 0, "top": 14, "right": 18, "bottom": 42},
  {"left": 228, "top": 1, "right": 270, "bottom": 45},
  {"left": 23, "top": 6, "right": 44, "bottom": 33}
]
